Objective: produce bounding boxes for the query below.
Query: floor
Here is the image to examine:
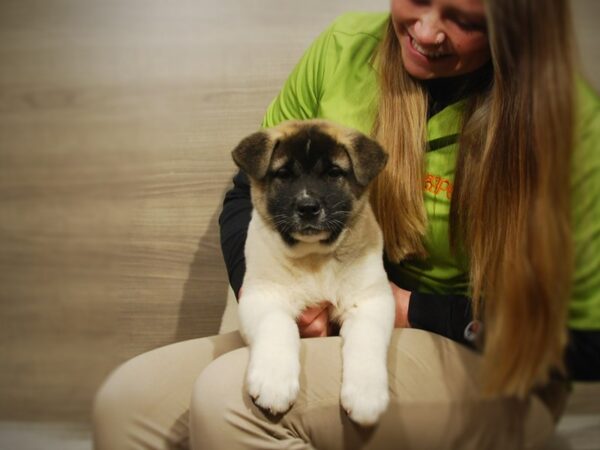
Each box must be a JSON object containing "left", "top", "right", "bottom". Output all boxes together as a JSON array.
[
  {"left": 1, "top": 383, "right": 599, "bottom": 450},
  {"left": 0, "top": 422, "right": 91, "bottom": 450},
  {"left": 0, "top": 411, "right": 598, "bottom": 450}
]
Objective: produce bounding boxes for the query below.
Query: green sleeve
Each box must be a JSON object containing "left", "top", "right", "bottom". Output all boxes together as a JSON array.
[
  {"left": 569, "top": 81, "right": 600, "bottom": 330},
  {"left": 261, "top": 21, "right": 336, "bottom": 128}
]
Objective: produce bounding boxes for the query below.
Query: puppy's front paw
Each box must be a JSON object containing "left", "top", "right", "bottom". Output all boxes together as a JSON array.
[
  {"left": 246, "top": 354, "right": 300, "bottom": 414},
  {"left": 341, "top": 370, "right": 389, "bottom": 426}
]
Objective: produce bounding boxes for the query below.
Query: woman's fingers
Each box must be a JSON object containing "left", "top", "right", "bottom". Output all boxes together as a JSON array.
[
  {"left": 389, "top": 282, "right": 411, "bottom": 328},
  {"left": 303, "top": 308, "right": 329, "bottom": 337},
  {"left": 297, "top": 304, "right": 326, "bottom": 327}
]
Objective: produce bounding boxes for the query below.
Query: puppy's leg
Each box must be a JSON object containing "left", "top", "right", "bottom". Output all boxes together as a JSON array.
[
  {"left": 238, "top": 287, "right": 301, "bottom": 414},
  {"left": 339, "top": 285, "right": 395, "bottom": 426}
]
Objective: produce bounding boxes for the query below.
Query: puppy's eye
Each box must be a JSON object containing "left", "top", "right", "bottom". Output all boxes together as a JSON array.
[
  {"left": 273, "top": 167, "right": 292, "bottom": 180},
  {"left": 327, "top": 166, "right": 344, "bottom": 179}
]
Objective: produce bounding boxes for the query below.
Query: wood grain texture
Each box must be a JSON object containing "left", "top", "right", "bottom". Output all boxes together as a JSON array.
[
  {"left": 0, "top": 0, "right": 597, "bottom": 423},
  {"left": 0, "top": 0, "right": 388, "bottom": 422}
]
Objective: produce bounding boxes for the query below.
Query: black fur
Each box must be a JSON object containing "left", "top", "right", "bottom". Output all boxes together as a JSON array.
[{"left": 265, "top": 127, "right": 360, "bottom": 246}]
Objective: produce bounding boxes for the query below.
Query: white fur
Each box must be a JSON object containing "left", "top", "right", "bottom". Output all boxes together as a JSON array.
[{"left": 238, "top": 207, "right": 395, "bottom": 426}]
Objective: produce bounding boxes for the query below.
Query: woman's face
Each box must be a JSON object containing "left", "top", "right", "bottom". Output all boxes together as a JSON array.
[{"left": 390, "top": 0, "right": 490, "bottom": 79}]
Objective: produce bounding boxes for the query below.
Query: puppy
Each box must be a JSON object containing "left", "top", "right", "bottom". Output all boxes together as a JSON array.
[{"left": 232, "top": 119, "right": 395, "bottom": 426}]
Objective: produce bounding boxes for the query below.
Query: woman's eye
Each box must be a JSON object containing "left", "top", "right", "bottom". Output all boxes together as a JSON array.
[
  {"left": 453, "top": 17, "right": 486, "bottom": 32},
  {"left": 457, "top": 21, "right": 483, "bottom": 32}
]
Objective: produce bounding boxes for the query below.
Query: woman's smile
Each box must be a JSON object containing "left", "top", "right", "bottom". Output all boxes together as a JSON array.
[{"left": 406, "top": 32, "right": 452, "bottom": 60}]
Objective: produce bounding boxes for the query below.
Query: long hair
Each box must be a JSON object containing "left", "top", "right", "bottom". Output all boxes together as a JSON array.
[
  {"left": 371, "top": 22, "right": 429, "bottom": 261},
  {"left": 372, "top": 0, "right": 575, "bottom": 397}
]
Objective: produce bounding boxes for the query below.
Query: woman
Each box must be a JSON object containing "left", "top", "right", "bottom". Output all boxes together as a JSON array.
[{"left": 93, "top": 0, "right": 600, "bottom": 448}]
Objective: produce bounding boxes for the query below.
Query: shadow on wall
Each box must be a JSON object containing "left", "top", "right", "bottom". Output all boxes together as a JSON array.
[{"left": 175, "top": 198, "right": 231, "bottom": 341}]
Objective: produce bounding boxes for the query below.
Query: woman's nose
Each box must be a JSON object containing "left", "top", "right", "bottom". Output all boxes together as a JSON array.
[{"left": 413, "top": 12, "right": 445, "bottom": 46}]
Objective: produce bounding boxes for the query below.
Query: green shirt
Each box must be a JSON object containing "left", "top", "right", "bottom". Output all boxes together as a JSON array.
[{"left": 261, "top": 12, "right": 600, "bottom": 330}]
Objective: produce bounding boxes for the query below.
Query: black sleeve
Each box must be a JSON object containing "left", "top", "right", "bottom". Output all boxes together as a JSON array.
[
  {"left": 407, "top": 292, "right": 476, "bottom": 348},
  {"left": 219, "top": 170, "right": 252, "bottom": 300},
  {"left": 407, "top": 292, "right": 600, "bottom": 381},
  {"left": 565, "top": 329, "right": 600, "bottom": 381}
]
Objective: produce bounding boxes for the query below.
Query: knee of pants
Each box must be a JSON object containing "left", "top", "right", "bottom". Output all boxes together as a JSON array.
[
  {"left": 92, "top": 356, "right": 161, "bottom": 448},
  {"left": 189, "top": 347, "right": 250, "bottom": 446}
]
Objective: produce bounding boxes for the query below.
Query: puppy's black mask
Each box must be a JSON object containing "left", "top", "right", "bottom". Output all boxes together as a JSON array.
[
  {"left": 232, "top": 121, "right": 387, "bottom": 247},
  {"left": 266, "top": 130, "right": 354, "bottom": 245}
]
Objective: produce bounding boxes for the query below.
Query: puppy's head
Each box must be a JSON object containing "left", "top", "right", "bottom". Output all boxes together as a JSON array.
[{"left": 232, "top": 120, "right": 387, "bottom": 246}]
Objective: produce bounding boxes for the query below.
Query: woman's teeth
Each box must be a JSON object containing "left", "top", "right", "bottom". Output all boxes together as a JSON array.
[{"left": 411, "top": 37, "right": 448, "bottom": 59}]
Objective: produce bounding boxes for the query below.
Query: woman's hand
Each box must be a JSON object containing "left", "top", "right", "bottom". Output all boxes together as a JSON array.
[
  {"left": 390, "top": 282, "right": 411, "bottom": 328},
  {"left": 297, "top": 302, "right": 330, "bottom": 338}
]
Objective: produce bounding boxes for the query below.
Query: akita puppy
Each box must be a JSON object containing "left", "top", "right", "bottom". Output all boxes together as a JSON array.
[{"left": 232, "top": 119, "right": 395, "bottom": 426}]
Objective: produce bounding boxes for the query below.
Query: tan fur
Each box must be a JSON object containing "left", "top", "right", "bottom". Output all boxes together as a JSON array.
[{"left": 265, "top": 119, "right": 360, "bottom": 153}]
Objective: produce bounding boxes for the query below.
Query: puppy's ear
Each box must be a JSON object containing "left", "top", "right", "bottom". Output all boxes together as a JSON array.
[
  {"left": 231, "top": 131, "right": 277, "bottom": 180},
  {"left": 345, "top": 134, "right": 388, "bottom": 186}
]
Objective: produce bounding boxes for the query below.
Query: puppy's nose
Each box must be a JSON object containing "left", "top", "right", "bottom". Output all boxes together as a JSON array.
[{"left": 296, "top": 197, "right": 321, "bottom": 219}]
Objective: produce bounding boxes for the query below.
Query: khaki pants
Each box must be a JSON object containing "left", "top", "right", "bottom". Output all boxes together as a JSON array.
[{"left": 92, "top": 329, "right": 559, "bottom": 449}]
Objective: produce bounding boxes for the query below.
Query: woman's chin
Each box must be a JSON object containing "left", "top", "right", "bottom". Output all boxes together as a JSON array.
[{"left": 400, "top": 47, "right": 453, "bottom": 80}]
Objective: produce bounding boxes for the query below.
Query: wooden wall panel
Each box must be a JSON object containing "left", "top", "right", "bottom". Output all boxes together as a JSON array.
[{"left": 0, "top": 0, "right": 388, "bottom": 422}]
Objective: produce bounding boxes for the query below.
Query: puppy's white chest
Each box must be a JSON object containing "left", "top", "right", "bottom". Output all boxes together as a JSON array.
[
  {"left": 244, "top": 212, "right": 377, "bottom": 314},
  {"left": 284, "top": 260, "right": 343, "bottom": 306}
]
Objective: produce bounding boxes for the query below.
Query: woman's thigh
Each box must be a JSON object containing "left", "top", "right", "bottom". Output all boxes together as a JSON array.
[
  {"left": 92, "top": 331, "right": 245, "bottom": 450},
  {"left": 190, "top": 329, "right": 556, "bottom": 450}
]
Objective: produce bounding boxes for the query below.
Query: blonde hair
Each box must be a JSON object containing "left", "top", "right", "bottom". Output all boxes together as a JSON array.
[
  {"left": 372, "top": 0, "right": 575, "bottom": 397},
  {"left": 371, "top": 22, "right": 428, "bottom": 261}
]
